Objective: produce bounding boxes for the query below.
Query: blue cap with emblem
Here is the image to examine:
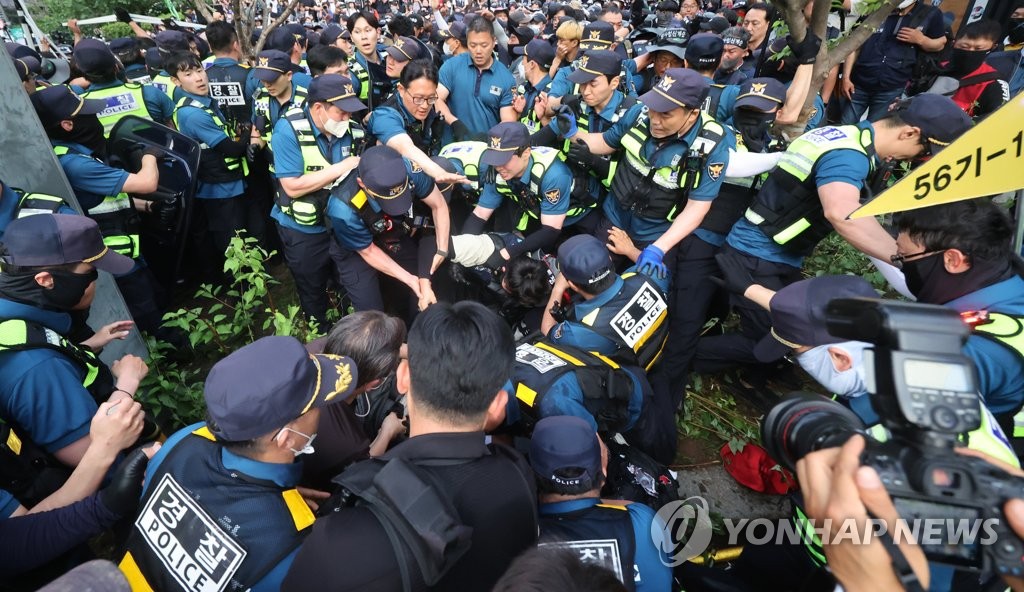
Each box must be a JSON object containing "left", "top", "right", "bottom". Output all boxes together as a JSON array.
[
  {"left": 358, "top": 145, "right": 414, "bottom": 216},
  {"left": 893, "top": 94, "right": 973, "bottom": 155},
  {"left": 579, "top": 21, "right": 615, "bottom": 50},
  {"left": 568, "top": 49, "right": 622, "bottom": 84},
  {"left": 2, "top": 213, "right": 135, "bottom": 274},
  {"left": 30, "top": 84, "right": 107, "bottom": 128},
  {"left": 266, "top": 26, "right": 300, "bottom": 53},
  {"left": 736, "top": 77, "right": 787, "bottom": 112},
  {"left": 640, "top": 67, "right": 709, "bottom": 112},
  {"left": 481, "top": 122, "right": 531, "bottom": 167},
  {"left": 529, "top": 415, "right": 603, "bottom": 490},
  {"left": 385, "top": 36, "right": 424, "bottom": 62},
  {"left": 204, "top": 336, "right": 358, "bottom": 441},
  {"left": 557, "top": 235, "right": 613, "bottom": 287},
  {"left": 307, "top": 73, "right": 367, "bottom": 113},
  {"left": 254, "top": 49, "right": 301, "bottom": 82},
  {"left": 154, "top": 30, "right": 191, "bottom": 54},
  {"left": 685, "top": 33, "right": 724, "bottom": 69},
  {"left": 514, "top": 38, "right": 555, "bottom": 69}
]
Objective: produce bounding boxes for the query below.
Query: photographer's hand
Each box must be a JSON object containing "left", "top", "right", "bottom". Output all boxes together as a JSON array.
[{"left": 797, "top": 435, "right": 930, "bottom": 592}]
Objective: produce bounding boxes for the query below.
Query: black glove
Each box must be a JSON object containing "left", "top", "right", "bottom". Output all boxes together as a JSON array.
[
  {"left": 142, "top": 146, "right": 164, "bottom": 160},
  {"left": 98, "top": 448, "right": 150, "bottom": 516},
  {"left": 450, "top": 119, "right": 471, "bottom": 142},
  {"left": 449, "top": 262, "right": 471, "bottom": 285},
  {"left": 115, "top": 7, "right": 132, "bottom": 23},
  {"left": 152, "top": 197, "right": 179, "bottom": 229},
  {"left": 786, "top": 31, "right": 822, "bottom": 65},
  {"left": 246, "top": 142, "right": 261, "bottom": 162},
  {"left": 483, "top": 233, "right": 508, "bottom": 270},
  {"left": 711, "top": 251, "right": 756, "bottom": 295},
  {"left": 566, "top": 139, "right": 596, "bottom": 171}
]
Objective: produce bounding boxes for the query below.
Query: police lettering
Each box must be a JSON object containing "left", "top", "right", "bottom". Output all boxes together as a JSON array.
[{"left": 610, "top": 283, "right": 668, "bottom": 349}]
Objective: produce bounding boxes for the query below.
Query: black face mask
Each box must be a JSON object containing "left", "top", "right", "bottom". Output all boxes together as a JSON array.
[
  {"left": 948, "top": 47, "right": 990, "bottom": 77},
  {"left": 0, "top": 268, "right": 96, "bottom": 311},
  {"left": 903, "top": 251, "right": 1012, "bottom": 304},
  {"left": 1009, "top": 20, "right": 1024, "bottom": 44},
  {"left": 733, "top": 109, "right": 775, "bottom": 153},
  {"left": 50, "top": 115, "right": 107, "bottom": 158}
]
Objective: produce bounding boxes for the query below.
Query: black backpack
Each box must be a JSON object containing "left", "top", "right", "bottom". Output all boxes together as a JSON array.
[{"left": 601, "top": 434, "right": 682, "bottom": 511}]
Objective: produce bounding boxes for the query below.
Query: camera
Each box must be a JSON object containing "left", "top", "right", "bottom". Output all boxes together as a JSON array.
[{"left": 763, "top": 298, "right": 1024, "bottom": 575}]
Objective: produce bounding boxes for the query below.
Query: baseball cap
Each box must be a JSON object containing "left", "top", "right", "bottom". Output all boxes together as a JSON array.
[
  {"left": 145, "top": 47, "right": 163, "bottom": 70},
  {"left": 568, "top": 50, "right": 622, "bottom": 84},
  {"left": 321, "top": 23, "right": 345, "bottom": 45},
  {"left": 73, "top": 38, "right": 116, "bottom": 74},
  {"left": 154, "top": 30, "right": 191, "bottom": 53},
  {"left": 440, "top": 22, "right": 468, "bottom": 42},
  {"left": 358, "top": 146, "right": 414, "bottom": 216},
  {"left": 579, "top": 21, "right": 615, "bottom": 51},
  {"left": 5, "top": 42, "right": 39, "bottom": 61},
  {"left": 266, "top": 26, "right": 300, "bottom": 53},
  {"left": 721, "top": 26, "right": 750, "bottom": 49},
  {"left": 509, "top": 8, "right": 532, "bottom": 25},
  {"left": 557, "top": 235, "right": 613, "bottom": 287},
  {"left": 204, "top": 336, "right": 358, "bottom": 441},
  {"left": 253, "top": 50, "right": 300, "bottom": 82},
  {"left": 385, "top": 36, "right": 423, "bottom": 62},
  {"left": 31, "top": 84, "right": 107, "bottom": 127},
  {"left": 481, "top": 122, "right": 531, "bottom": 167},
  {"left": 109, "top": 37, "right": 137, "bottom": 54},
  {"left": 647, "top": 28, "right": 690, "bottom": 60},
  {"left": 1, "top": 214, "right": 135, "bottom": 275},
  {"left": 640, "top": 67, "right": 709, "bottom": 112},
  {"left": 285, "top": 23, "right": 310, "bottom": 47},
  {"left": 701, "top": 15, "right": 731, "bottom": 33},
  {"left": 685, "top": 33, "right": 724, "bottom": 68},
  {"left": 510, "top": 25, "right": 535, "bottom": 46},
  {"left": 735, "top": 77, "right": 787, "bottom": 112},
  {"left": 515, "top": 38, "right": 555, "bottom": 70},
  {"left": 894, "top": 94, "right": 973, "bottom": 155},
  {"left": 307, "top": 73, "right": 367, "bottom": 113},
  {"left": 753, "top": 275, "right": 877, "bottom": 362},
  {"left": 531, "top": 11, "right": 546, "bottom": 22},
  {"left": 14, "top": 58, "right": 31, "bottom": 81},
  {"left": 529, "top": 416, "right": 602, "bottom": 490}
]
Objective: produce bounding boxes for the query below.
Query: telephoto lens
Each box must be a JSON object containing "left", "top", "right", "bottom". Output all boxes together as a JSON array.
[{"left": 761, "top": 392, "right": 866, "bottom": 471}]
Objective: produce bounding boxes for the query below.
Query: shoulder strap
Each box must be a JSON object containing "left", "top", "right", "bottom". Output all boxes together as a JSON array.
[{"left": 0, "top": 318, "right": 98, "bottom": 380}]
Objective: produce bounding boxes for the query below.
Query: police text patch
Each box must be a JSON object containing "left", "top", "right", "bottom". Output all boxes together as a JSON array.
[
  {"left": 135, "top": 474, "right": 247, "bottom": 592},
  {"left": 610, "top": 282, "right": 667, "bottom": 349},
  {"left": 209, "top": 82, "right": 245, "bottom": 106},
  {"left": 539, "top": 539, "right": 624, "bottom": 582},
  {"left": 516, "top": 343, "right": 567, "bottom": 374}
]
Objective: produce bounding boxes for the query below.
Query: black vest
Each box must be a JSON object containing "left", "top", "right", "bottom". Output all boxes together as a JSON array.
[
  {"left": 205, "top": 61, "right": 252, "bottom": 131},
  {"left": 120, "top": 427, "right": 314, "bottom": 592},
  {"left": 539, "top": 502, "right": 638, "bottom": 591},
  {"left": 373, "top": 95, "right": 445, "bottom": 156}
]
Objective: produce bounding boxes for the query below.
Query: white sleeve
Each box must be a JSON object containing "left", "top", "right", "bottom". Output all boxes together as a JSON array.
[
  {"left": 724, "top": 150, "right": 784, "bottom": 178},
  {"left": 450, "top": 234, "right": 497, "bottom": 267},
  {"left": 868, "top": 256, "right": 916, "bottom": 301}
]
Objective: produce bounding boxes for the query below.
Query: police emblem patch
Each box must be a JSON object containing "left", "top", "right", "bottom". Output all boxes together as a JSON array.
[
  {"left": 578, "top": 56, "right": 589, "bottom": 69},
  {"left": 657, "top": 75, "right": 675, "bottom": 91},
  {"left": 410, "top": 160, "right": 422, "bottom": 172},
  {"left": 258, "top": 56, "right": 269, "bottom": 67},
  {"left": 344, "top": 84, "right": 354, "bottom": 95},
  {"left": 545, "top": 189, "right": 561, "bottom": 204},
  {"left": 589, "top": 30, "right": 602, "bottom": 40},
  {"left": 707, "top": 162, "right": 725, "bottom": 181},
  {"left": 490, "top": 136, "right": 503, "bottom": 149},
  {"left": 751, "top": 82, "right": 766, "bottom": 95}
]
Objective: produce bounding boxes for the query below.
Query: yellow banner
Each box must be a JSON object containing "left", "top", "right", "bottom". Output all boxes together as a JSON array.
[{"left": 850, "top": 96, "right": 1024, "bottom": 219}]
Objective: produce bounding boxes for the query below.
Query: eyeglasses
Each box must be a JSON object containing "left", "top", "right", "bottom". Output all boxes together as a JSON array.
[
  {"left": 890, "top": 249, "right": 943, "bottom": 269},
  {"left": 404, "top": 90, "right": 438, "bottom": 106}
]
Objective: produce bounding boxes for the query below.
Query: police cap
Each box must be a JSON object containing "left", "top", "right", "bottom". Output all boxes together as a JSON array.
[
  {"left": 894, "top": 94, "right": 973, "bottom": 155},
  {"left": 2, "top": 213, "right": 134, "bottom": 275},
  {"left": 204, "top": 336, "right": 358, "bottom": 441},
  {"left": 385, "top": 36, "right": 424, "bottom": 62},
  {"left": 568, "top": 50, "right": 622, "bottom": 84},
  {"left": 529, "top": 416, "right": 603, "bottom": 490},
  {"left": 557, "top": 235, "right": 613, "bottom": 287},
  {"left": 358, "top": 146, "right": 414, "bottom": 216},
  {"left": 640, "top": 67, "right": 709, "bottom": 112},
  {"left": 254, "top": 49, "right": 301, "bottom": 82},
  {"left": 73, "top": 38, "right": 116, "bottom": 74},
  {"left": 736, "top": 77, "right": 787, "bottom": 112},
  {"left": 755, "top": 275, "right": 877, "bottom": 362},
  {"left": 31, "top": 84, "right": 107, "bottom": 127},
  {"left": 307, "top": 73, "right": 367, "bottom": 112},
  {"left": 481, "top": 122, "right": 531, "bottom": 167},
  {"left": 154, "top": 30, "right": 191, "bottom": 53},
  {"left": 514, "top": 38, "right": 555, "bottom": 70},
  {"left": 579, "top": 21, "right": 615, "bottom": 51},
  {"left": 685, "top": 33, "right": 725, "bottom": 68}
]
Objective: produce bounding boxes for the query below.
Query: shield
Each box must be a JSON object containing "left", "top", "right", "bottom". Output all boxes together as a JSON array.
[{"left": 108, "top": 116, "right": 202, "bottom": 288}]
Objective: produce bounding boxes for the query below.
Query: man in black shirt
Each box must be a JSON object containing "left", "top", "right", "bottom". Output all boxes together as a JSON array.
[{"left": 283, "top": 302, "right": 538, "bottom": 591}]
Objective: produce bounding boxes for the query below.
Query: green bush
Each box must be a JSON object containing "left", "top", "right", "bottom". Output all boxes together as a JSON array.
[{"left": 99, "top": 21, "right": 132, "bottom": 39}]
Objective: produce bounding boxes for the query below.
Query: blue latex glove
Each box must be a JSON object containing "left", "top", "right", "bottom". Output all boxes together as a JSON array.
[
  {"left": 636, "top": 245, "right": 667, "bottom": 279},
  {"left": 549, "top": 105, "right": 578, "bottom": 139}
]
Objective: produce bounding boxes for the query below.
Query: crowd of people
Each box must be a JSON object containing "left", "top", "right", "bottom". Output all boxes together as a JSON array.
[{"left": 1, "top": 0, "right": 1024, "bottom": 589}]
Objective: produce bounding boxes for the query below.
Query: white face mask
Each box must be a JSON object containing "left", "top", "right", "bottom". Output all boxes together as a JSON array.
[
  {"left": 323, "top": 115, "right": 351, "bottom": 138},
  {"left": 795, "top": 341, "right": 870, "bottom": 399},
  {"left": 443, "top": 41, "right": 454, "bottom": 56},
  {"left": 517, "top": 60, "right": 526, "bottom": 79},
  {"left": 280, "top": 427, "right": 317, "bottom": 457}
]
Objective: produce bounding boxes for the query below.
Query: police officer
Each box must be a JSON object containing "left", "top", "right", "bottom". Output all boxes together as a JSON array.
[
  {"left": 435, "top": 15, "right": 517, "bottom": 142},
  {"left": 271, "top": 74, "right": 365, "bottom": 326},
  {"left": 547, "top": 21, "right": 626, "bottom": 102},
  {"left": 204, "top": 21, "right": 252, "bottom": 134},
  {"left": 0, "top": 177, "right": 74, "bottom": 239},
  {"left": 627, "top": 28, "right": 689, "bottom": 94},
  {"left": 542, "top": 234, "right": 669, "bottom": 369},
  {"left": 366, "top": 60, "right": 467, "bottom": 183},
  {"left": 346, "top": 10, "right": 392, "bottom": 110},
  {"left": 71, "top": 39, "right": 175, "bottom": 136},
  {"left": 557, "top": 69, "right": 732, "bottom": 416},
  {"left": 512, "top": 39, "right": 554, "bottom": 134},
  {"left": 283, "top": 302, "right": 538, "bottom": 592},
  {"left": 437, "top": 140, "right": 488, "bottom": 228},
  {"left": 110, "top": 37, "right": 151, "bottom": 84},
  {"left": 695, "top": 94, "right": 973, "bottom": 371},
  {"left": 0, "top": 215, "right": 149, "bottom": 482},
  {"left": 250, "top": 50, "right": 310, "bottom": 152},
  {"left": 326, "top": 145, "right": 450, "bottom": 314},
  {"left": 529, "top": 416, "right": 672, "bottom": 592},
  {"left": 31, "top": 85, "right": 168, "bottom": 335},
  {"left": 169, "top": 52, "right": 253, "bottom": 273},
  {"left": 118, "top": 336, "right": 359, "bottom": 592},
  {"left": 464, "top": 122, "right": 580, "bottom": 256},
  {"left": 534, "top": 50, "right": 645, "bottom": 227},
  {"left": 152, "top": 30, "right": 198, "bottom": 100}
]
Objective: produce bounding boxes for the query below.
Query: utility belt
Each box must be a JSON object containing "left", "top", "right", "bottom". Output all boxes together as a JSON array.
[
  {"left": 275, "top": 185, "right": 330, "bottom": 227},
  {"left": 91, "top": 203, "right": 143, "bottom": 260}
]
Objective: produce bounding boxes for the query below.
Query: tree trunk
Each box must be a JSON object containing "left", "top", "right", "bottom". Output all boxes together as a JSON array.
[
  {"left": 232, "top": 0, "right": 302, "bottom": 60},
  {"left": 773, "top": 0, "right": 901, "bottom": 135}
]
